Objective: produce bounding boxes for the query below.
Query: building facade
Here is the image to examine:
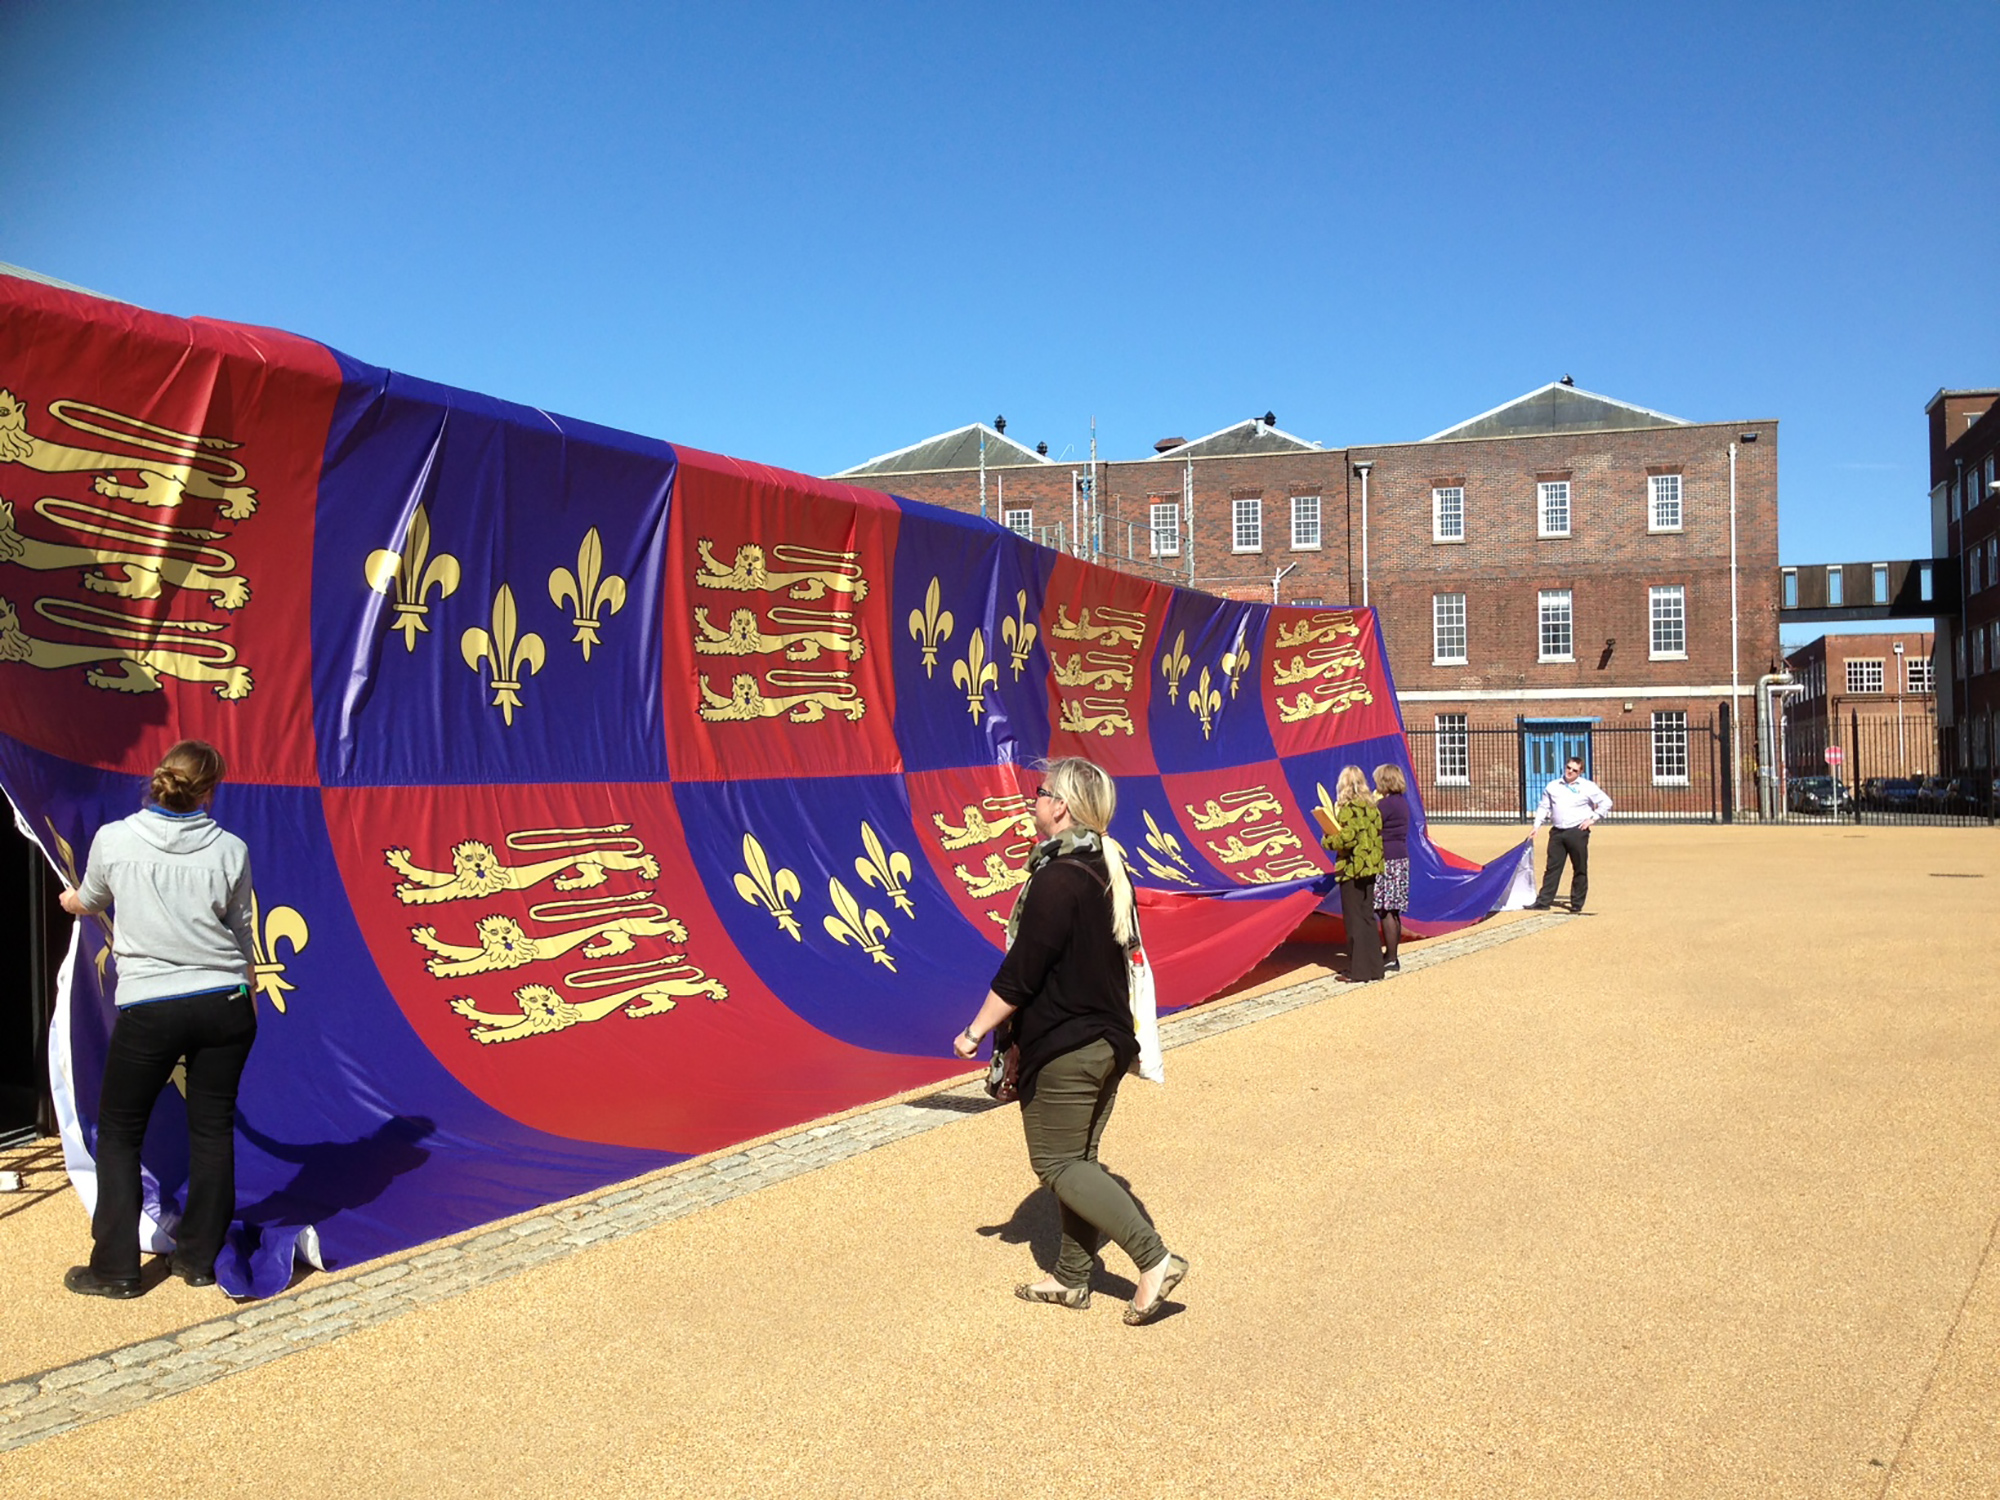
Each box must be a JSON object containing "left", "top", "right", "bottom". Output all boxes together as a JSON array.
[
  {"left": 835, "top": 385, "right": 1782, "bottom": 816},
  {"left": 1782, "top": 630, "right": 1938, "bottom": 780},
  {"left": 1930, "top": 388, "right": 2000, "bottom": 771}
]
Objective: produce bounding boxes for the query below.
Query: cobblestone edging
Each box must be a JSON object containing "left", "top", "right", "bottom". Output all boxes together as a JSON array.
[{"left": 0, "top": 911, "right": 1562, "bottom": 1452}]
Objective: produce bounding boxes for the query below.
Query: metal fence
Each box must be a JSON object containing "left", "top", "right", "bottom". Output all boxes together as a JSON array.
[
  {"left": 1405, "top": 712, "right": 1731, "bottom": 823},
  {"left": 1775, "top": 708, "right": 1998, "bottom": 827}
]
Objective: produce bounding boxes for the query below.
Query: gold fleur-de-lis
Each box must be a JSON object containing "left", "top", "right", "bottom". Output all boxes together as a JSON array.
[
  {"left": 1222, "top": 621, "right": 1253, "bottom": 699},
  {"left": 906, "top": 576, "right": 954, "bottom": 677},
  {"left": 1160, "top": 630, "right": 1191, "bottom": 704},
  {"left": 855, "top": 822, "right": 915, "bottom": 918},
  {"left": 547, "top": 527, "right": 628, "bottom": 662},
  {"left": 734, "top": 832, "right": 802, "bottom": 940},
  {"left": 1189, "top": 665, "right": 1223, "bottom": 739},
  {"left": 1143, "top": 809, "right": 1195, "bottom": 872},
  {"left": 1001, "top": 590, "right": 1037, "bottom": 679},
  {"left": 461, "top": 583, "right": 547, "bottom": 727},
  {"left": 951, "top": 628, "right": 1000, "bottom": 722},
  {"left": 823, "top": 877, "right": 895, "bottom": 970},
  {"left": 46, "top": 819, "right": 112, "bottom": 981},
  {"left": 249, "top": 891, "right": 310, "bottom": 1014},
  {"left": 365, "top": 502, "right": 463, "bottom": 651}
]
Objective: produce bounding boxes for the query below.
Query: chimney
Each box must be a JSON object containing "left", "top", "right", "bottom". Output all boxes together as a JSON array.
[{"left": 1154, "top": 437, "right": 1186, "bottom": 454}]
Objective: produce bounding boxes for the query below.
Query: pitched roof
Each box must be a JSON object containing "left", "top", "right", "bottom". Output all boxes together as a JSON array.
[
  {"left": 1147, "top": 418, "right": 1323, "bottom": 460},
  {"left": 0, "top": 260, "right": 122, "bottom": 302},
  {"left": 1423, "top": 382, "right": 1689, "bottom": 442},
  {"left": 831, "top": 423, "right": 1053, "bottom": 478}
]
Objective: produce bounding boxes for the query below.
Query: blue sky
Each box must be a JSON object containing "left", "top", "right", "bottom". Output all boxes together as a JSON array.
[{"left": 5, "top": 0, "right": 1996, "bottom": 632}]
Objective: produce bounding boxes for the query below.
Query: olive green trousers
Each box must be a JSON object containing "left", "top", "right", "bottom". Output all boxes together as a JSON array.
[{"left": 1020, "top": 1038, "right": 1167, "bottom": 1289}]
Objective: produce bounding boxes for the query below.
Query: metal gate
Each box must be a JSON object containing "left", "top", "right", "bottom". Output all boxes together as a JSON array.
[{"left": 1405, "top": 713, "right": 1728, "bottom": 823}]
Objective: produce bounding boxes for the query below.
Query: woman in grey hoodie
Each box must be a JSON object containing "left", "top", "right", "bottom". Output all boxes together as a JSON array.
[{"left": 58, "top": 739, "right": 257, "bottom": 1298}]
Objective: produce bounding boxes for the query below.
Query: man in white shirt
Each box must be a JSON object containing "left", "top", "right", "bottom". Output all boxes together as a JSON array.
[{"left": 1531, "top": 756, "right": 1613, "bottom": 912}]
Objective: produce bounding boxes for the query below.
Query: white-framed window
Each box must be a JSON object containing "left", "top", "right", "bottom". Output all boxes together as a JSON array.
[
  {"left": 1149, "top": 501, "right": 1180, "bottom": 557},
  {"left": 1972, "top": 549, "right": 1983, "bottom": 595},
  {"left": 1873, "top": 563, "right": 1890, "bottom": 604},
  {"left": 1538, "top": 481, "right": 1571, "bottom": 538},
  {"left": 1537, "top": 589, "right": 1574, "bottom": 661},
  {"left": 1978, "top": 632, "right": 1989, "bottom": 676},
  {"left": 1953, "top": 473, "right": 1963, "bottom": 521},
  {"left": 1651, "top": 710, "right": 1690, "bottom": 786},
  {"left": 1988, "top": 537, "right": 1998, "bottom": 587},
  {"left": 1846, "top": 658, "right": 1885, "bottom": 694},
  {"left": 1957, "top": 632, "right": 1968, "bottom": 678},
  {"left": 1003, "top": 508, "right": 1033, "bottom": 538},
  {"left": 1290, "top": 494, "right": 1321, "bottom": 550},
  {"left": 1435, "top": 713, "right": 1470, "bottom": 786},
  {"left": 1921, "top": 562, "right": 1935, "bottom": 602},
  {"left": 1906, "top": 656, "right": 1934, "bottom": 694},
  {"left": 1827, "top": 566, "right": 1844, "bottom": 607},
  {"left": 1648, "top": 584, "right": 1687, "bottom": 659},
  {"left": 1782, "top": 568, "right": 1798, "bottom": 608},
  {"left": 1232, "top": 496, "right": 1263, "bottom": 553},
  {"left": 1432, "top": 593, "right": 1467, "bottom": 665},
  {"left": 1433, "top": 486, "right": 1465, "bottom": 542},
  {"left": 1649, "top": 473, "right": 1683, "bottom": 532}
]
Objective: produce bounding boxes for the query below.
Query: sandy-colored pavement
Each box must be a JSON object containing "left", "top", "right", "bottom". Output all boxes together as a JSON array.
[{"left": 2, "top": 824, "right": 1996, "bottom": 1497}]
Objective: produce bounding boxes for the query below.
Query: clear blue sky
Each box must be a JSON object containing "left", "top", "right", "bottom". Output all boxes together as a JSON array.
[{"left": 5, "top": 0, "right": 1995, "bottom": 621}]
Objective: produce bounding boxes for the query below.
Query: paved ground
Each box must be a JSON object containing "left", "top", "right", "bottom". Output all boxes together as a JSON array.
[{"left": 2, "top": 824, "right": 1996, "bottom": 1497}]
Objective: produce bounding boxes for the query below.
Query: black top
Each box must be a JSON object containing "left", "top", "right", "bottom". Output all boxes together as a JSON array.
[
  {"left": 989, "top": 847, "right": 1138, "bottom": 1101},
  {"left": 1377, "top": 791, "right": 1411, "bottom": 861}
]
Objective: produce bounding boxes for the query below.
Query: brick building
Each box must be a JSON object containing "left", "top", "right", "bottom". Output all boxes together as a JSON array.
[
  {"left": 835, "top": 384, "right": 1782, "bottom": 815},
  {"left": 1782, "top": 631, "right": 1938, "bottom": 779},
  {"left": 1930, "top": 387, "right": 2000, "bottom": 770}
]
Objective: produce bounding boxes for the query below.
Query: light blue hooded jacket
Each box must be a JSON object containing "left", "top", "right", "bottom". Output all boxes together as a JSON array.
[{"left": 76, "top": 806, "right": 254, "bottom": 1006}]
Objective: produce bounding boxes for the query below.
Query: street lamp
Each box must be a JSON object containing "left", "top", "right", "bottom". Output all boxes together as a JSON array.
[{"left": 1893, "top": 639, "right": 1906, "bottom": 771}]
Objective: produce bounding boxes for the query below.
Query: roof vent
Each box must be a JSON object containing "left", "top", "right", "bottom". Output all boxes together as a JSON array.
[
  {"left": 1037, "top": 441, "right": 1048, "bottom": 456},
  {"left": 994, "top": 415, "right": 1006, "bottom": 434},
  {"left": 1559, "top": 374, "right": 1574, "bottom": 387},
  {"left": 1154, "top": 436, "right": 1186, "bottom": 453},
  {"left": 1263, "top": 411, "right": 1276, "bottom": 426}
]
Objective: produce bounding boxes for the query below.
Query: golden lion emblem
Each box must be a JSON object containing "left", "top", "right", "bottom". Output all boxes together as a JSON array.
[
  {"left": 0, "top": 495, "right": 248, "bottom": 609},
  {"left": 0, "top": 389, "right": 257, "bottom": 518},
  {"left": 386, "top": 834, "right": 661, "bottom": 905},
  {"left": 0, "top": 594, "right": 250, "bottom": 698},
  {"left": 693, "top": 539, "right": 868, "bottom": 602},
  {"left": 448, "top": 958, "right": 727, "bottom": 1044},
  {"left": 692, "top": 605, "right": 865, "bottom": 662},
  {"left": 411, "top": 904, "right": 690, "bottom": 979}
]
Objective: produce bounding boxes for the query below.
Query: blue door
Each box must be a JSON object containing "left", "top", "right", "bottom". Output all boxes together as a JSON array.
[{"left": 1522, "top": 719, "right": 1594, "bottom": 804}]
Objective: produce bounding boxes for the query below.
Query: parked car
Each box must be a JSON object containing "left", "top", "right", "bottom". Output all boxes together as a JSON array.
[
  {"left": 1861, "top": 776, "right": 1924, "bottom": 813},
  {"left": 1916, "top": 775, "right": 1954, "bottom": 812},
  {"left": 1943, "top": 773, "right": 2000, "bottom": 817},
  {"left": 1786, "top": 775, "right": 1851, "bottom": 815}
]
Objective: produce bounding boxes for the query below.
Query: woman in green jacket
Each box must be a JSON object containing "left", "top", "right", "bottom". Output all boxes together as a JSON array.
[{"left": 1322, "top": 764, "right": 1385, "bottom": 982}]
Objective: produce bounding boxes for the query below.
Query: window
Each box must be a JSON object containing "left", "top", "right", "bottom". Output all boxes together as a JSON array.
[
  {"left": 1782, "top": 568, "right": 1798, "bottom": 608},
  {"left": 1003, "top": 508, "right": 1033, "bottom": 538},
  {"left": 1953, "top": 473, "right": 1963, "bottom": 521},
  {"left": 1973, "top": 549, "right": 1984, "bottom": 595},
  {"left": 1290, "top": 495, "right": 1321, "bottom": 550},
  {"left": 1906, "top": 656, "right": 1934, "bottom": 694},
  {"left": 1149, "top": 501, "right": 1180, "bottom": 557},
  {"left": 1827, "top": 566, "right": 1844, "bottom": 607},
  {"left": 1988, "top": 537, "right": 1998, "bottom": 587},
  {"left": 1920, "top": 563, "right": 1934, "bottom": 602},
  {"left": 1538, "top": 481, "right": 1571, "bottom": 538},
  {"left": 1433, "top": 486, "right": 1465, "bottom": 542},
  {"left": 1538, "top": 589, "right": 1574, "bottom": 661},
  {"left": 1435, "top": 713, "right": 1470, "bottom": 785},
  {"left": 1957, "top": 632, "right": 1968, "bottom": 678},
  {"left": 1648, "top": 585, "right": 1687, "bottom": 659},
  {"left": 1651, "top": 710, "right": 1690, "bottom": 786},
  {"left": 1873, "top": 563, "right": 1890, "bottom": 604},
  {"left": 1977, "top": 632, "right": 1989, "bottom": 677},
  {"left": 1846, "top": 658, "right": 1885, "bottom": 693},
  {"left": 1432, "top": 593, "right": 1467, "bottom": 665},
  {"left": 1649, "top": 474, "right": 1683, "bottom": 531},
  {"left": 1232, "top": 497, "right": 1263, "bottom": 553}
]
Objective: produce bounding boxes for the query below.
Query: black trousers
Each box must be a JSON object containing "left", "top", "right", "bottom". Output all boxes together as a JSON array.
[
  {"left": 90, "top": 986, "right": 256, "bottom": 1282},
  {"left": 1340, "top": 875, "right": 1384, "bottom": 979},
  {"left": 1537, "top": 826, "right": 1592, "bottom": 911}
]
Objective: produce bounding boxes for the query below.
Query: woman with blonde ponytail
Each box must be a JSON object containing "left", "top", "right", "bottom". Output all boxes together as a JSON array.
[
  {"left": 57, "top": 740, "right": 257, "bottom": 1298},
  {"left": 952, "top": 757, "right": 1187, "bottom": 1325}
]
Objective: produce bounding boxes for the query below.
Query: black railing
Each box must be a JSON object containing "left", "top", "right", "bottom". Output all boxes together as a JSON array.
[
  {"left": 1776, "top": 706, "right": 1997, "bottom": 826},
  {"left": 1405, "top": 713, "right": 1728, "bottom": 824}
]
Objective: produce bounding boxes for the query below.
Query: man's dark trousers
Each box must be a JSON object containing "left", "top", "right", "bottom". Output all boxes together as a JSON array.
[{"left": 1537, "top": 826, "right": 1591, "bottom": 911}]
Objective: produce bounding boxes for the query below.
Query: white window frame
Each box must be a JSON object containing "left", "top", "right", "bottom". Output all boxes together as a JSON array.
[
  {"left": 1957, "top": 632, "right": 1968, "bottom": 678},
  {"left": 1537, "top": 588, "right": 1574, "bottom": 663},
  {"left": 1872, "top": 563, "right": 1890, "bottom": 604},
  {"left": 1231, "top": 497, "right": 1263, "bottom": 554},
  {"left": 1003, "top": 508, "right": 1033, "bottom": 538},
  {"left": 1650, "top": 710, "right": 1690, "bottom": 787},
  {"left": 1827, "top": 566, "right": 1844, "bottom": 607},
  {"left": 1434, "top": 713, "right": 1470, "bottom": 786},
  {"left": 1906, "top": 656, "right": 1934, "bottom": 694},
  {"left": 1432, "top": 593, "right": 1467, "bottom": 666},
  {"left": 1846, "top": 658, "right": 1885, "bottom": 694},
  {"left": 1978, "top": 632, "right": 1989, "bottom": 677},
  {"left": 1973, "top": 549, "right": 1984, "bottom": 595},
  {"left": 1289, "top": 494, "right": 1322, "bottom": 550},
  {"left": 1148, "top": 501, "right": 1180, "bottom": 557},
  {"left": 1432, "top": 486, "right": 1465, "bottom": 543},
  {"left": 1648, "top": 584, "right": 1687, "bottom": 660},
  {"left": 1988, "top": 537, "right": 1998, "bottom": 588},
  {"left": 1538, "top": 480, "right": 1571, "bottom": 539},
  {"left": 1782, "top": 567, "right": 1798, "bottom": 609},
  {"left": 1648, "top": 473, "right": 1683, "bottom": 533}
]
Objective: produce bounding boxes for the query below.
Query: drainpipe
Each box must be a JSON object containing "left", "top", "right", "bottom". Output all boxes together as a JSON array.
[
  {"left": 1729, "top": 441, "right": 1741, "bottom": 812},
  {"left": 1352, "top": 459, "right": 1374, "bottom": 607},
  {"left": 1272, "top": 561, "right": 1299, "bottom": 606},
  {"left": 1756, "top": 669, "right": 1797, "bottom": 819}
]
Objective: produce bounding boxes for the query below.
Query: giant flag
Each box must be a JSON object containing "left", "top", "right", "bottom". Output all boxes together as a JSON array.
[{"left": 0, "top": 273, "right": 1525, "bottom": 1297}]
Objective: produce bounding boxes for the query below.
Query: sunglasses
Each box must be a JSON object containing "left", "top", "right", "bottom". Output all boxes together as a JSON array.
[{"left": 1034, "top": 785, "right": 1060, "bottom": 801}]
